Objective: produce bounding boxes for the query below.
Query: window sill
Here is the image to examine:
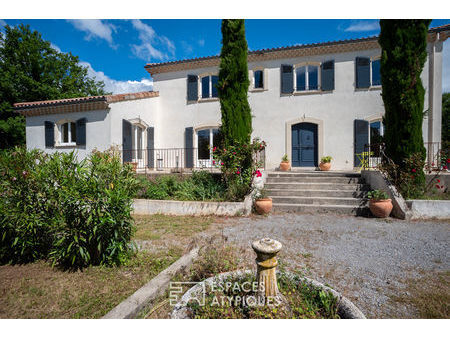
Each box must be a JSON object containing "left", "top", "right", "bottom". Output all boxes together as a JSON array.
[
  {"left": 55, "top": 143, "right": 77, "bottom": 148},
  {"left": 355, "top": 85, "right": 382, "bottom": 92},
  {"left": 198, "top": 97, "right": 219, "bottom": 103},
  {"left": 293, "top": 90, "right": 323, "bottom": 96},
  {"left": 249, "top": 88, "right": 267, "bottom": 92},
  {"left": 369, "top": 85, "right": 382, "bottom": 91}
]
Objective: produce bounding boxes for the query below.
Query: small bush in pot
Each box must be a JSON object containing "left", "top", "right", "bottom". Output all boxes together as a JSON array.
[
  {"left": 280, "top": 154, "right": 290, "bottom": 171},
  {"left": 367, "top": 190, "right": 393, "bottom": 218},
  {"left": 319, "top": 156, "right": 332, "bottom": 171},
  {"left": 254, "top": 188, "right": 272, "bottom": 215}
]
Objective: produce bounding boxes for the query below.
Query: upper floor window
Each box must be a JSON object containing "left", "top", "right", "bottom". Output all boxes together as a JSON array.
[
  {"left": 281, "top": 60, "right": 334, "bottom": 94},
  {"left": 60, "top": 122, "right": 77, "bottom": 145},
  {"left": 201, "top": 75, "right": 219, "bottom": 99},
  {"left": 356, "top": 57, "right": 381, "bottom": 89},
  {"left": 295, "top": 65, "right": 318, "bottom": 91},
  {"left": 254, "top": 70, "right": 264, "bottom": 89}
]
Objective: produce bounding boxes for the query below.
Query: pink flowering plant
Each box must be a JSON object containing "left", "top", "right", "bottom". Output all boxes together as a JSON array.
[{"left": 212, "top": 138, "right": 266, "bottom": 201}]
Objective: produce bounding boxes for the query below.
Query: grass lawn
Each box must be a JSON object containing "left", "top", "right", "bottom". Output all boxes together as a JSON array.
[{"left": 0, "top": 214, "right": 217, "bottom": 319}]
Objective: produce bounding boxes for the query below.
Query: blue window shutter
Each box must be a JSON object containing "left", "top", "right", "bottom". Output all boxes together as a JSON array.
[
  {"left": 321, "top": 60, "right": 335, "bottom": 91},
  {"left": 187, "top": 75, "right": 198, "bottom": 101},
  {"left": 185, "top": 127, "right": 194, "bottom": 168},
  {"left": 281, "top": 65, "right": 293, "bottom": 94},
  {"left": 122, "top": 119, "right": 132, "bottom": 163},
  {"left": 211, "top": 75, "right": 219, "bottom": 98},
  {"left": 75, "top": 118, "right": 86, "bottom": 146},
  {"left": 354, "top": 119, "right": 369, "bottom": 167},
  {"left": 44, "top": 121, "right": 54, "bottom": 148},
  {"left": 147, "top": 127, "right": 154, "bottom": 168},
  {"left": 356, "top": 57, "right": 370, "bottom": 89}
]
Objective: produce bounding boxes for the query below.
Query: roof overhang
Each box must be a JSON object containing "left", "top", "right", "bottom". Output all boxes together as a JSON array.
[{"left": 145, "top": 24, "right": 450, "bottom": 76}]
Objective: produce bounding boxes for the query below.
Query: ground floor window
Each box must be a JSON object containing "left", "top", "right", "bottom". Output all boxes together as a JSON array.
[
  {"left": 132, "top": 124, "right": 145, "bottom": 160},
  {"left": 60, "top": 122, "right": 76, "bottom": 145},
  {"left": 369, "top": 120, "right": 384, "bottom": 144},
  {"left": 197, "top": 128, "right": 219, "bottom": 166}
]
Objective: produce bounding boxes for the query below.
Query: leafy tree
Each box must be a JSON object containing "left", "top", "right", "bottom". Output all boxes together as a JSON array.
[
  {"left": 442, "top": 93, "right": 450, "bottom": 149},
  {"left": 379, "top": 19, "right": 431, "bottom": 189},
  {"left": 218, "top": 19, "right": 252, "bottom": 147},
  {"left": 0, "top": 24, "right": 108, "bottom": 148}
]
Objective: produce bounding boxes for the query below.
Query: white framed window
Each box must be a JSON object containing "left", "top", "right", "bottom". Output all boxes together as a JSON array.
[
  {"left": 249, "top": 68, "right": 268, "bottom": 91},
  {"left": 200, "top": 75, "right": 219, "bottom": 99},
  {"left": 59, "top": 121, "right": 76, "bottom": 145},
  {"left": 254, "top": 70, "right": 264, "bottom": 89},
  {"left": 369, "top": 120, "right": 384, "bottom": 144},
  {"left": 196, "top": 127, "right": 220, "bottom": 167},
  {"left": 295, "top": 63, "right": 320, "bottom": 92}
]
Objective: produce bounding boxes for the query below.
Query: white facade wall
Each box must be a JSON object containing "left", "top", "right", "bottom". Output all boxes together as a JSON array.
[
  {"left": 25, "top": 109, "right": 111, "bottom": 160},
  {"left": 25, "top": 40, "right": 444, "bottom": 171}
]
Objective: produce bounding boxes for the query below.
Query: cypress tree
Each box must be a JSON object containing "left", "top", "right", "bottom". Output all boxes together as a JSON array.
[
  {"left": 218, "top": 19, "right": 252, "bottom": 147},
  {"left": 379, "top": 19, "right": 431, "bottom": 187}
]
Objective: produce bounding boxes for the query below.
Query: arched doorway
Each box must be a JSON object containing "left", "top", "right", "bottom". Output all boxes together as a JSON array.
[{"left": 291, "top": 122, "right": 318, "bottom": 167}]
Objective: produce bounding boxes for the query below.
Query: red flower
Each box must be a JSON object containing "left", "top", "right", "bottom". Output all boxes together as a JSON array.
[
  {"left": 437, "top": 179, "right": 440, "bottom": 183},
  {"left": 236, "top": 170, "right": 240, "bottom": 175},
  {"left": 432, "top": 162, "right": 435, "bottom": 166},
  {"left": 213, "top": 147, "right": 217, "bottom": 152},
  {"left": 233, "top": 152, "right": 236, "bottom": 155},
  {"left": 447, "top": 158, "right": 450, "bottom": 163},
  {"left": 255, "top": 170, "right": 262, "bottom": 178},
  {"left": 212, "top": 160, "right": 215, "bottom": 165},
  {"left": 441, "top": 185, "right": 444, "bottom": 189},
  {"left": 411, "top": 169, "right": 416, "bottom": 173},
  {"left": 221, "top": 162, "right": 224, "bottom": 166},
  {"left": 436, "top": 184, "right": 440, "bottom": 189},
  {"left": 444, "top": 165, "right": 448, "bottom": 170}
]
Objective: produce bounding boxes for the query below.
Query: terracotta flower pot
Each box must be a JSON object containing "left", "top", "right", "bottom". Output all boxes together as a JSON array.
[
  {"left": 280, "top": 161, "right": 291, "bottom": 171},
  {"left": 369, "top": 199, "right": 393, "bottom": 218},
  {"left": 126, "top": 162, "right": 138, "bottom": 172},
  {"left": 254, "top": 198, "right": 272, "bottom": 215},
  {"left": 319, "top": 162, "right": 331, "bottom": 171}
]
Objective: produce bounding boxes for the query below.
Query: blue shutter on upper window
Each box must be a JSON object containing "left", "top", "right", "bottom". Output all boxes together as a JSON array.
[
  {"left": 321, "top": 60, "right": 335, "bottom": 91},
  {"left": 211, "top": 76, "right": 219, "bottom": 98},
  {"left": 147, "top": 127, "right": 154, "bottom": 168},
  {"left": 356, "top": 57, "right": 370, "bottom": 89},
  {"left": 281, "top": 65, "right": 294, "bottom": 94},
  {"left": 185, "top": 127, "right": 194, "bottom": 168},
  {"left": 371, "top": 59, "right": 381, "bottom": 86},
  {"left": 187, "top": 75, "right": 198, "bottom": 101},
  {"left": 122, "top": 119, "right": 132, "bottom": 163}
]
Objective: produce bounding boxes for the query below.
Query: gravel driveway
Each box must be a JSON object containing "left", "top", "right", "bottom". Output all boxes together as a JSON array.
[{"left": 212, "top": 213, "right": 449, "bottom": 318}]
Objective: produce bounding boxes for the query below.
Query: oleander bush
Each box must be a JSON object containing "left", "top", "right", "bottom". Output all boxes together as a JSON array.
[{"left": 0, "top": 147, "right": 138, "bottom": 269}]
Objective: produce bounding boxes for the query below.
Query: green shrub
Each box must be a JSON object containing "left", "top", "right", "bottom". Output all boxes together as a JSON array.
[
  {"left": 135, "top": 171, "right": 227, "bottom": 202},
  {"left": 0, "top": 147, "right": 138, "bottom": 269},
  {"left": 320, "top": 156, "right": 332, "bottom": 163},
  {"left": 367, "top": 190, "right": 390, "bottom": 200}
]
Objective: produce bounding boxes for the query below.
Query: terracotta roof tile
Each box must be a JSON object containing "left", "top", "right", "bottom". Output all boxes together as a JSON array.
[{"left": 145, "top": 24, "right": 450, "bottom": 75}]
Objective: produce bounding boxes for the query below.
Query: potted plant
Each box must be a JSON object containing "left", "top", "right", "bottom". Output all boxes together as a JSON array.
[
  {"left": 254, "top": 188, "right": 272, "bottom": 215},
  {"left": 368, "top": 190, "right": 393, "bottom": 218},
  {"left": 126, "top": 162, "right": 138, "bottom": 172},
  {"left": 280, "top": 154, "right": 291, "bottom": 171},
  {"left": 319, "top": 156, "right": 332, "bottom": 171}
]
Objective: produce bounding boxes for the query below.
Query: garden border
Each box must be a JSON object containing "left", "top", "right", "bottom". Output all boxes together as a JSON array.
[
  {"left": 406, "top": 199, "right": 450, "bottom": 219},
  {"left": 102, "top": 247, "right": 199, "bottom": 319},
  {"left": 132, "top": 194, "right": 253, "bottom": 217}
]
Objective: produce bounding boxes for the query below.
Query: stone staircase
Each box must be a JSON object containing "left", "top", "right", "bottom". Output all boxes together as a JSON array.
[{"left": 265, "top": 171, "right": 370, "bottom": 215}]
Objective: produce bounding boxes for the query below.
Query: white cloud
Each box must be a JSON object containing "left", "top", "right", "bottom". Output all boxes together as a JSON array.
[
  {"left": 68, "top": 19, "right": 116, "bottom": 47},
  {"left": 198, "top": 39, "right": 205, "bottom": 47},
  {"left": 80, "top": 61, "right": 153, "bottom": 94},
  {"left": 130, "top": 19, "right": 175, "bottom": 61},
  {"left": 443, "top": 40, "right": 450, "bottom": 93},
  {"left": 50, "top": 42, "right": 61, "bottom": 52},
  {"left": 344, "top": 20, "right": 380, "bottom": 32}
]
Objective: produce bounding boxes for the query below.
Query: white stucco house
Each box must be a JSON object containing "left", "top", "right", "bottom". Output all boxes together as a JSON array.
[{"left": 15, "top": 24, "right": 449, "bottom": 171}]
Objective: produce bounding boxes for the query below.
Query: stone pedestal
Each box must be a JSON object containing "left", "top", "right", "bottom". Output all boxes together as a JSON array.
[{"left": 252, "top": 238, "right": 282, "bottom": 302}]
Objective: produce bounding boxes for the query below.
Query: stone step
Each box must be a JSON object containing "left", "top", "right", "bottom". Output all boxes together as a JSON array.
[
  {"left": 273, "top": 203, "right": 370, "bottom": 216},
  {"left": 264, "top": 182, "right": 370, "bottom": 191},
  {"left": 267, "top": 189, "right": 369, "bottom": 198},
  {"left": 270, "top": 196, "right": 368, "bottom": 206},
  {"left": 267, "top": 171, "right": 361, "bottom": 178},
  {"left": 266, "top": 176, "right": 364, "bottom": 184}
]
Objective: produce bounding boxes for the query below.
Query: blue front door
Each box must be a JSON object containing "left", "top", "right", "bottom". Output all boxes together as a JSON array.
[{"left": 292, "top": 123, "right": 318, "bottom": 167}]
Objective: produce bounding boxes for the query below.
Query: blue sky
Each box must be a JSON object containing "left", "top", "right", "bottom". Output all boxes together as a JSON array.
[{"left": 1, "top": 19, "right": 449, "bottom": 94}]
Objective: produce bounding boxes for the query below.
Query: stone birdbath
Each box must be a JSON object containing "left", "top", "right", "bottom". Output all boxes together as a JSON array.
[{"left": 171, "top": 238, "right": 366, "bottom": 319}]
